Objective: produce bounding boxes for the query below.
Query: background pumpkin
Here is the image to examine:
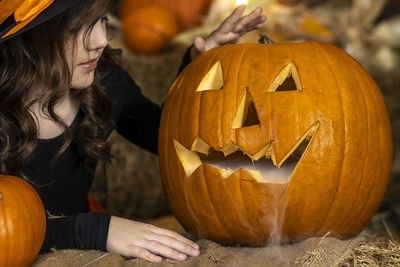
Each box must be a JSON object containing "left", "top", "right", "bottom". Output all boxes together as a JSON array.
[
  {"left": 121, "top": 4, "right": 180, "bottom": 54},
  {"left": 119, "top": 0, "right": 213, "bottom": 30},
  {"left": 158, "top": 41, "right": 393, "bottom": 245},
  {"left": 0, "top": 175, "right": 46, "bottom": 266}
]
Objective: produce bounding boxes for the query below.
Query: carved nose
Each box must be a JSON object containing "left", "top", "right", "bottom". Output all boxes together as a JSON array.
[
  {"left": 232, "top": 88, "right": 267, "bottom": 157},
  {"left": 232, "top": 88, "right": 261, "bottom": 129}
]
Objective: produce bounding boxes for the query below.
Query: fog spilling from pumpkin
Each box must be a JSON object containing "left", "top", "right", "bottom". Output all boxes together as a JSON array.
[
  {"left": 196, "top": 138, "right": 309, "bottom": 246},
  {"left": 199, "top": 137, "right": 310, "bottom": 183},
  {"left": 173, "top": 120, "right": 318, "bottom": 245}
]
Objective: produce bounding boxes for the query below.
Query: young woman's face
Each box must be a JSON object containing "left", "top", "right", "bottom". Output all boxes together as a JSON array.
[{"left": 65, "top": 17, "right": 108, "bottom": 89}]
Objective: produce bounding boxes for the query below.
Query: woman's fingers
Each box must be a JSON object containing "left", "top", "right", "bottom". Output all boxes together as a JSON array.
[
  {"left": 124, "top": 236, "right": 197, "bottom": 262},
  {"left": 147, "top": 232, "right": 200, "bottom": 256},
  {"left": 193, "top": 36, "right": 206, "bottom": 53},
  {"left": 125, "top": 246, "right": 163, "bottom": 263},
  {"left": 127, "top": 238, "right": 192, "bottom": 262},
  {"left": 216, "top": 6, "right": 265, "bottom": 42},
  {"left": 224, "top": 4, "right": 247, "bottom": 25},
  {"left": 242, "top": 15, "right": 267, "bottom": 30},
  {"left": 218, "top": 4, "right": 246, "bottom": 33},
  {"left": 151, "top": 226, "right": 199, "bottom": 249},
  {"left": 146, "top": 240, "right": 189, "bottom": 261},
  {"left": 234, "top": 9, "right": 266, "bottom": 33}
]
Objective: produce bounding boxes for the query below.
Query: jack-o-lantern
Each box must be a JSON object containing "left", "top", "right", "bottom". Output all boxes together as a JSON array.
[{"left": 158, "top": 40, "right": 393, "bottom": 245}]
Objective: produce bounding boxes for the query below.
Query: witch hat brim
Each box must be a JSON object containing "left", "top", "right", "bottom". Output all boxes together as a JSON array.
[{"left": 0, "top": 0, "right": 78, "bottom": 43}]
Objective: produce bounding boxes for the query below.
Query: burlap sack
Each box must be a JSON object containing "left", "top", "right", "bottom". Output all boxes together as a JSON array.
[{"left": 33, "top": 232, "right": 365, "bottom": 267}]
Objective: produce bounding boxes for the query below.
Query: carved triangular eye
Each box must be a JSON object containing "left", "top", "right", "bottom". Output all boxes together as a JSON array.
[
  {"left": 267, "top": 62, "right": 302, "bottom": 92},
  {"left": 196, "top": 61, "right": 223, "bottom": 91},
  {"left": 232, "top": 88, "right": 260, "bottom": 129}
]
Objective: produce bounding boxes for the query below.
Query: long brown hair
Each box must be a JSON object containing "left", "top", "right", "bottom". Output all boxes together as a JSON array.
[{"left": 0, "top": 0, "right": 115, "bottom": 177}]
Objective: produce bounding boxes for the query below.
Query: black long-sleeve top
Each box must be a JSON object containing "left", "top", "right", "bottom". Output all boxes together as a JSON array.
[{"left": 20, "top": 46, "right": 192, "bottom": 253}]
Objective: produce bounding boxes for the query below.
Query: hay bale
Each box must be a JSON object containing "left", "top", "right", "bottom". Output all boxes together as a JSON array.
[{"left": 340, "top": 239, "right": 400, "bottom": 266}]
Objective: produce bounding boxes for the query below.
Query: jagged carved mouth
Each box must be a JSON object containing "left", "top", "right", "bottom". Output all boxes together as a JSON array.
[{"left": 174, "top": 121, "right": 320, "bottom": 184}]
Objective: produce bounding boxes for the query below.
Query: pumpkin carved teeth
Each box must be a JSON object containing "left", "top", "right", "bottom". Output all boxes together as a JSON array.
[{"left": 173, "top": 121, "right": 319, "bottom": 183}]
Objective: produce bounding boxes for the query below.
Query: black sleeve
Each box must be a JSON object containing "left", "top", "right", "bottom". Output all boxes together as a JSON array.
[
  {"left": 40, "top": 213, "right": 111, "bottom": 253},
  {"left": 101, "top": 45, "right": 194, "bottom": 154},
  {"left": 101, "top": 65, "right": 162, "bottom": 154}
]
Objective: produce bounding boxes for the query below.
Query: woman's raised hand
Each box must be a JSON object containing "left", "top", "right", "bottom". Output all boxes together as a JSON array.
[
  {"left": 106, "top": 216, "right": 200, "bottom": 263},
  {"left": 191, "top": 4, "right": 267, "bottom": 59}
]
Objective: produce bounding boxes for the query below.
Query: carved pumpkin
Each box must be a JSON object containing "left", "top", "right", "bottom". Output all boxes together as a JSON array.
[
  {"left": 158, "top": 41, "right": 393, "bottom": 245},
  {"left": 121, "top": 4, "right": 180, "bottom": 55},
  {"left": 0, "top": 175, "right": 46, "bottom": 266},
  {"left": 120, "top": 0, "right": 213, "bottom": 30}
]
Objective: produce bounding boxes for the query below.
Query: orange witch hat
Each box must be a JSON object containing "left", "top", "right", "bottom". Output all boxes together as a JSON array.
[{"left": 0, "top": 0, "right": 78, "bottom": 42}]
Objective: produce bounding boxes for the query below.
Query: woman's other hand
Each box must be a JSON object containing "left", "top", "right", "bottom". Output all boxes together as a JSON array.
[
  {"left": 191, "top": 4, "right": 267, "bottom": 59},
  {"left": 106, "top": 216, "right": 200, "bottom": 263}
]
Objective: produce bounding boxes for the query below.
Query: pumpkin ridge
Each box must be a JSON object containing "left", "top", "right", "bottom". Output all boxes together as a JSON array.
[
  {"left": 237, "top": 178, "right": 260, "bottom": 240},
  {"left": 318, "top": 42, "right": 379, "bottom": 234},
  {"left": 229, "top": 173, "right": 253, "bottom": 234},
  {"left": 232, "top": 46, "right": 250, "bottom": 145},
  {"left": 223, "top": 174, "right": 255, "bottom": 236},
  {"left": 7, "top": 180, "right": 17, "bottom": 265},
  {"left": 202, "top": 166, "right": 231, "bottom": 237},
  {"left": 194, "top": 166, "right": 230, "bottom": 238},
  {"left": 337, "top": 47, "right": 390, "bottom": 232},
  {"left": 306, "top": 42, "right": 346, "bottom": 232},
  {"left": 337, "top": 45, "right": 381, "bottom": 233},
  {"left": 181, "top": 166, "right": 201, "bottom": 234},
  {"left": 292, "top": 43, "right": 301, "bottom": 162},
  {"left": 14, "top": 182, "right": 28, "bottom": 264},
  {"left": 0, "top": 188, "right": 11, "bottom": 266},
  {"left": 161, "top": 86, "right": 178, "bottom": 226},
  {"left": 337, "top": 48, "right": 372, "bottom": 232},
  {"left": 183, "top": 176, "right": 203, "bottom": 233},
  {"left": 231, "top": 48, "right": 242, "bottom": 145},
  {"left": 18, "top": 181, "right": 34, "bottom": 263},
  {"left": 25, "top": 182, "right": 38, "bottom": 259},
  {"left": 219, "top": 80, "right": 223, "bottom": 146},
  {"left": 175, "top": 73, "right": 195, "bottom": 229}
]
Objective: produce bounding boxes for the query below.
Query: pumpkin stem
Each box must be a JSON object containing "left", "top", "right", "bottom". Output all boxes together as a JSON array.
[{"left": 258, "top": 34, "right": 275, "bottom": 44}]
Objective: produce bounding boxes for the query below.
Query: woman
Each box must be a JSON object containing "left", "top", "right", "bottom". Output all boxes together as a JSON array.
[{"left": 0, "top": 0, "right": 266, "bottom": 262}]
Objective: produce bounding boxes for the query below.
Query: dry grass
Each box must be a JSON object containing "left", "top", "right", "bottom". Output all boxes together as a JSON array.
[{"left": 339, "top": 238, "right": 400, "bottom": 266}]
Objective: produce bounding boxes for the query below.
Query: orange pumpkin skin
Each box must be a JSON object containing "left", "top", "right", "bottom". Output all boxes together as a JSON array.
[
  {"left": 121, "top": 4, "right": 180, "bottom": 55},
  {"left": 0, "top": 175, "right": 46, "bottom": 266},
  {"left": 158, "top": 41, "right": 393, "bottom": 245},
  {"left": 120, "top": 0, "right": 212, "bottom": 30}
]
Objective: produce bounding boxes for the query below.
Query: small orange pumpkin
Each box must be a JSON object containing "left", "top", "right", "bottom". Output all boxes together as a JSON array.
[
  {"left": 120, "top": 0, "right": 213, "bottom": 30},
  {"left": 121, "top": 4, "right": 180, "bottom": 55},
  {"left": 0, "top": 175, "right": 46, "bottom": 267},
  {"left": 158, "top": 40, "right": 393, "bottom": 245}
]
